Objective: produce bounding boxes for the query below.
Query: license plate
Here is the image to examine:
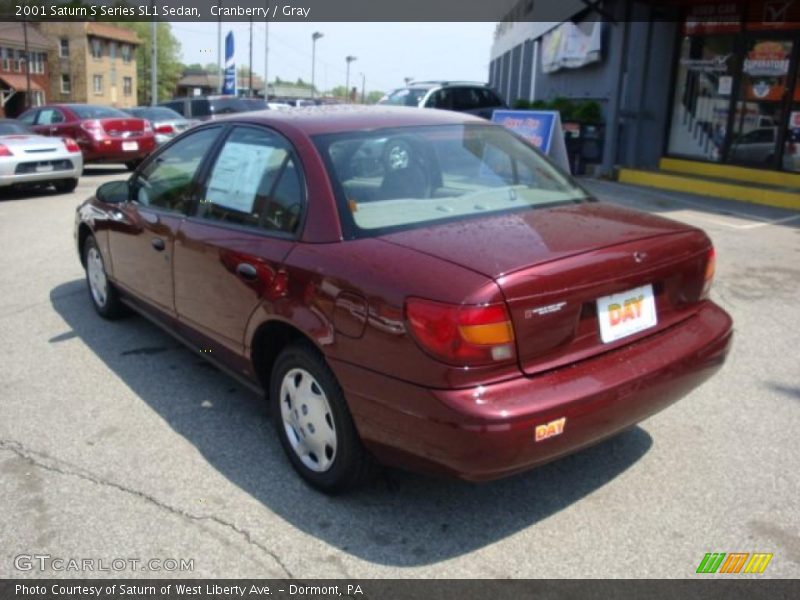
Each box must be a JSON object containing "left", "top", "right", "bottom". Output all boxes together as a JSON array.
[
  {"left": 122, "top": 141, "right": 139, "bottom": 152},
  {"left": 596, "top": 284, "right": 657, "bottom": 344},
  {"left": 35, "top": 164, "right": 54, "bottom": 173}
]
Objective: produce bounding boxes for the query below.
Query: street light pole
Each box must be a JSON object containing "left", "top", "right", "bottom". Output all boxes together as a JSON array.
[
  {"left": 248, "top": 17, "right": 253, "bottom": 97},
  {"left": 345, "top": 55, "right": 357, "bottom": 103},
  {"left": 311, "top": 31, "right": 323, "bottom": 99},
  {"left": 360, "top": 72, "right": 365, "bottom": 104},
  {"left": 217, "top": 2, "right": 223, "bottom": 94},
  {"left": 264, "top": 3, "right": 269, "bottom": 99},
  {"left": 22, "top": 21, "right": 31, "bottom": 110}
]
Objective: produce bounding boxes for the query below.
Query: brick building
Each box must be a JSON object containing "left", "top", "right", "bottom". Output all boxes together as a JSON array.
[
  {"left": 37, "top": 22, "right": 140, "bottom": 109},
  {"left": 0, "top": 24, "right": 52, "bottom": 118}
]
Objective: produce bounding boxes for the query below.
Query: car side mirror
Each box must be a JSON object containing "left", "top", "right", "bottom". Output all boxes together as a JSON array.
[{"left": 96, "top": 180, "right": 130, "bottom": 204}]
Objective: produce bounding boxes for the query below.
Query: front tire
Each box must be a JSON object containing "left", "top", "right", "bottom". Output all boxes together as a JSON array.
[
  {"left": 83, "top": 236, "right": 126, "bottom": 319},
  {"left": 270, "top": 342, "right": 374, "bottom": 493},
  {"left": 53, "top": 178, "right": 78, "bottom": 193}
]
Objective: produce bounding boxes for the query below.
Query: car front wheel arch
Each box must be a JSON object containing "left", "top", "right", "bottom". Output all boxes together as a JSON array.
[{"left": 77, "top": 223, "right": 93, "bottom": 267}]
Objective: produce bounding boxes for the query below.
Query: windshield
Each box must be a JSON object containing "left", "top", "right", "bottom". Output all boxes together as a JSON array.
[
  {"left": 0, "top": 122, "right": 31, "bottom": 135},
  {"left": 71, "top": 105, "right": 130, "bottom": 119},
  {"left": 316, "top": 124, "right": 590, "bottom": 237},
  {"left": 378, "top": 88, "right": 429, "bottom": 107}
]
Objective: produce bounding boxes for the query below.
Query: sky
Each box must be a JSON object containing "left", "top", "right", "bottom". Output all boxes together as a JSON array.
[{"left": 169, "top": 22, "right": 497, "bottom": 94}]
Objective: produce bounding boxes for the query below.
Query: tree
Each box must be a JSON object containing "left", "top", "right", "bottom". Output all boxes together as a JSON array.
[
  {"left": 329, "top": 85, "right": 347, "bottom": 99},
  {"left": 366, "top": 91, "right": 385, "bottom": 104},
  {"left": 115, "top": 22, "right": 182, "bottom": 105}
]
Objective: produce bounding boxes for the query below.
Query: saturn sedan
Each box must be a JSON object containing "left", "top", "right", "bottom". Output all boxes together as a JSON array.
[
  {"left": 73, "top": 106, "right": 733, "bottom": 492},
  {"left": 0, "top": 119, "right": 82, "bottom": 192}
]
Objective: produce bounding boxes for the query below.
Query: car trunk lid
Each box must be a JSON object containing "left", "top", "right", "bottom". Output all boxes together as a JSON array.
[
  {"left": 382, "top": 202, "right": 712, "bottom": 374},
  {"left": 97, "top": 118, "right": 147, "bottom": 137}
]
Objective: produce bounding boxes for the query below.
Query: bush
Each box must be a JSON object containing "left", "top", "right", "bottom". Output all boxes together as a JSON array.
[
  {"left": 526, "top": 97, "right": 603, "bottom": 123},
  {"left": 512, "top": 98, "right": 531, "bottom": 109}
]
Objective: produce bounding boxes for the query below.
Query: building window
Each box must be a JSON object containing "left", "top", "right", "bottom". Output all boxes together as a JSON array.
[
  {"left": 30, "top": 52, "right": 45, "bottom": 74},
  {"left": 60, "top": 38, "right": 69, "bottom": 58},
  {"left": 123, "top": 76, "right": 132, "bottom": 96},
  {"left": 109, "top": 41, "right": 117, "bottom": 61},
  {"left": 93, "top": 74, "right": 103, "bottom": 94},
  {"left": 121, "top": 44, "right": 132, "bottom": 63},
  {"left": 0, "top": 48, "right": 8, "bottom": 72},
  {"left": 91, "top": 38, "right": 103, "bottom": 59},
  {"left": 61, "top": 74, "right": 71, "bottom": 94},
  {"left": 31, "top": 90, "right": 44, "bottom": 106},
  {"left": 14, "top": 49, "right": 23, "bottom": 72}
]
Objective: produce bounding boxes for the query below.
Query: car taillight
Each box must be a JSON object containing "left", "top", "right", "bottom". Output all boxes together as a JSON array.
[
  {"left": 62, "top": 137, "right": 80, "bottom": 153},
  {"left": 701, "top": 246, "right": 716, "bottom": 299},
  {"left": 0, "top": 144, "right": 12, "bottom": 157},
  {"left": 154, "top": 124, "right": 174, "bottom": 134},
  {"left": 405, "top": 298, "right": 516, "bottom": 366},
  {"left": 80, "top": 120, "right": 104, "bottom": 138}
]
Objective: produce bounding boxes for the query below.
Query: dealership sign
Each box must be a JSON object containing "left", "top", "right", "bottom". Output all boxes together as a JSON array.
[{"left": 491, "top": 110, "right": 571, "bottom": 173}]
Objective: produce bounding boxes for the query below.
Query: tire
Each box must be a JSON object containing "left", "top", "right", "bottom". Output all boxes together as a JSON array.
[
  {"left": 83, "top": 236, "right": 126, "bottom": 319},
  {"left": 125, "top": 160, "right": 141, "bottom": 171},
  {"left": 270, "top": 342, "right": 375, "bottom": 493},
  {"left": 53, "top": 178, "right": 78, "bottom": 193}
]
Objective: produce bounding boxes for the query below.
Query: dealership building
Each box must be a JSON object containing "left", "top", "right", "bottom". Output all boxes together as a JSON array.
[{"left": 489, "top": 0, "right": 800, "bottom": 209}]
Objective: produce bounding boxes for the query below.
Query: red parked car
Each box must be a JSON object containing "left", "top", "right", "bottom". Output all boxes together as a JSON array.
[
  {"left": 19, "top": 104, "right": 156, "bottom": 170},
  {"left": 74, "top": 107, "right": 733, "bottom": 492}
]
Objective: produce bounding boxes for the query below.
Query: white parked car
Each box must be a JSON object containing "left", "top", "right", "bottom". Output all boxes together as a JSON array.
[{"left": 0, "top": 119, "right": 83, "bottom": 193}]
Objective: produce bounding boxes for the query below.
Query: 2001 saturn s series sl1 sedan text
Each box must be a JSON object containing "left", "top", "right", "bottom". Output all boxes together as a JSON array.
[{"left": 74, "top": 106, "right": 733, "bottom": 492}]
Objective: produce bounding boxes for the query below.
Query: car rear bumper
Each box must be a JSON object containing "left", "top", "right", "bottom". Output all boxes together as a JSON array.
[
  {"left": 0, "top": 155, "right": 82, "bottom": 187},
  {"left": 81, "top": 137, "right": 156, "bottom": 162},
  {"left": 332, "top": 301, "right": 733, "bottom": 481}
]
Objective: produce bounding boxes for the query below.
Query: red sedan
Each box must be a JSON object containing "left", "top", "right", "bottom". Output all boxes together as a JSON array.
[
  {"left": 74, "top": 107, "right": 732, "bottom": 492},
  {"left": 19, "top": 104, "right": 156, "bottom": 170}
]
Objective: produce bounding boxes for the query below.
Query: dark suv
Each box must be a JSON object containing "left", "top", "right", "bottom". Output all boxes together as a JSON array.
[
  {"left": 378, "top": 81, "right": 506, "bottom": 119},
  {"left": 159, "top": 95, "right": 267, "bottom": 121}
]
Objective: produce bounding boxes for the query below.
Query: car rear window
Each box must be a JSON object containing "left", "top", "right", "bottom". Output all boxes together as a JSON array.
[
  {"left": 315, "top": 124, "right": 589, "bottom": 238},
  {"left": 130, "top": 107, "right": 184, "bottom": 121},
  {"left": 378, "top": 88, "right": 429, "bottom": 107},
  {"left": 0, "top": 122, "right": 31, "bottom": 135},
  {"left": 71, "top": 105, "right": 130, "bottom": 119}
]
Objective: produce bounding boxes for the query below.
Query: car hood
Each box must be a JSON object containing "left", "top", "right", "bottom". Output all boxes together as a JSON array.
[{"left": 379, "top": 201, "right": 695, "bottom": 277}]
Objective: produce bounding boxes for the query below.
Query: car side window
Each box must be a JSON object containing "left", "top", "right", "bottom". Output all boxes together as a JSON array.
[
  {"left": 37, "top": 108, "right": 65, "bottom": 125},
  {"left": 452, "top": 87, "right": 480, "bottom": 111},
  {"left": 191, "top": 99, "right": 211, "bottom": 118},
  {"left": 163, "top": 101, "right": 185, "bottom": 116},
  {"left": 198, "top": 126, "right": 304, "bottom": 234},
  {"left": 479, "top": 88, "right": 503, "bottom": 108},
  {"left": 426, "top": 89, "right": 451, "bottom": 109},
  {"left": 133, "top": 127, "right": 221, "bottom": 212}
]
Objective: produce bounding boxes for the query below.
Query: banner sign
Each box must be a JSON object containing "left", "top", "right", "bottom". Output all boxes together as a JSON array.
[
  {"left": 222, "top": 31, "right": 236, "bottom": 96},
  {"left": 541, "top": 21, "right": 602, "bottom": 74},
  {"left": 491, "top": 109, "right": 571, "bottom": 173}
]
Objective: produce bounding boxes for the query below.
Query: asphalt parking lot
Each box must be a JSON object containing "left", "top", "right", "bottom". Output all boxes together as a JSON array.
[{"left": 0, "top": 166, "right": 798, "bottom": 578}]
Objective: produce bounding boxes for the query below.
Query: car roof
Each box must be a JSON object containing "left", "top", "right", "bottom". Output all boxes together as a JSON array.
[{"left": 222, "top": 105, "right": 488, "bottom": 136}]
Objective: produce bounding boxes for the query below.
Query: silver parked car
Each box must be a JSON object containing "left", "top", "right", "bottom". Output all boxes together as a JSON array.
[
  {"left": 0, "top": 119, "right": 82, "bottom": 193},
  {"left": 124, "top": 106, "right": 195, "bottom": 146}
]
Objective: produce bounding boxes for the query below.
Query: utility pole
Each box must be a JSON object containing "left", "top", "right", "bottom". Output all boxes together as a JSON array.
[
  {"left": 22, "top": 21, "right": 31, "bottom": 109},
  {"left": 150, "top": 9, "right": 157, "bottom": 105},
  {"left": 248, "top": 18, "right": 253, "bottom": 96},
  {"left": 345, "top": 55, "right": 356, "bottom": 103},
  {"left": 360, "top": 72, "right": 365, "bottom": 104},
  {"left": 311, "top": 31, "right": 323, "bottom": 99},
  {"left": 217, "top": 2, "right": 223, "bottom": 94},
  {"left": 264, "top": 0, "right": 269, "bottom": 101}
]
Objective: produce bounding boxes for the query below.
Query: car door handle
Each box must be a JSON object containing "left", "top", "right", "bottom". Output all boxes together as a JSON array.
[
  {"left": 236, "top": 263, "right": 258, "bottom": 280},
  {"left": 151, "top": 238, "right": 166, "bottom": 251}
]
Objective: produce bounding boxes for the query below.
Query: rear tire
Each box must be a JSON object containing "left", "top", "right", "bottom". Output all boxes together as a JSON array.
[
  {"left": 270, "top": 342, "right": 375, "bottom": 493},
  {"left": 53, "top": 178, "right": 78, "bottom": 193},
  {"left": 125, "top": 160, "right": 141, "bottom": 171},
  {"left": 83, "top": 236, "right": 126, "bottom": 319}
]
